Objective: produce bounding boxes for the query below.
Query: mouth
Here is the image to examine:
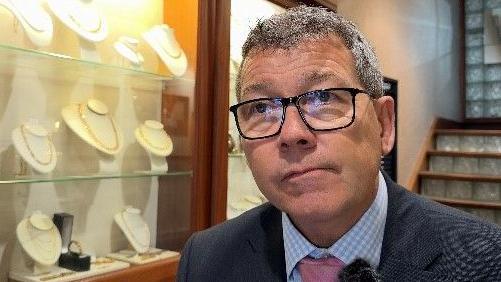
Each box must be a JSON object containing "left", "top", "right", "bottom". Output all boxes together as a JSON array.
[{"left": 281, "top": 167, "right": 337, "bottom": 182}]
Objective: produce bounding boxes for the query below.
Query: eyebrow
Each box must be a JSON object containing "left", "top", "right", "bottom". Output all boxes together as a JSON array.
[
  {"left": 300, "top": 71, "right": 351, "bottom": 88},
  {"left": 241, "top": 82, "right": 272, "bottom": 99}
]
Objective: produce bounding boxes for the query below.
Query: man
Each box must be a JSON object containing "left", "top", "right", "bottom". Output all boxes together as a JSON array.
[{"left": 178, "top": 6, "right": 501, "bottom": 281}]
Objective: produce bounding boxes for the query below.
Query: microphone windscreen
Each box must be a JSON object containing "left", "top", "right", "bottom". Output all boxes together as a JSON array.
[{"left": 338, "top": 258, "right": 381, "bottom": 282}]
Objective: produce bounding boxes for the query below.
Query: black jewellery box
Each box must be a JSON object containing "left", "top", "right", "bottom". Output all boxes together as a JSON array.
[{"left": 53, "top": 213, "right": 91, "bottom": 272}]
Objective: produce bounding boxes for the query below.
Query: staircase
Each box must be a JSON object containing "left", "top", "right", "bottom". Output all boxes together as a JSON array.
[{"left": 410, "top": 119, "right": 501, "bottom": 226}]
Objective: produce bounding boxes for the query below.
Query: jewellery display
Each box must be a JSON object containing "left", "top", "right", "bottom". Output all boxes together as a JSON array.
[
  {"left": 16, "top": 211, "right": 62, "bottom": 266},
  {"left": 113, "top": 36, "right": 144, "bottom": 67},
  {"left": 46, "top": 0, "right": 108, "bottom": 42},
  {"left": 142, "top": 24, "right": 188, "bottom": 77},
  {"left": 114, "top": 207, "right": 150, "bottom": 254},
  {"left": 61, "top": 99, "right": 123, "bottom": 155},
  {"left": 12, "top": 122, "right": 57, "bottom": 174},
  {"left": 0, "top": 0, "right": 53, "bottom": 47},
  {"left": 134, "top": 120, "right": 173, "bottom": 157}
]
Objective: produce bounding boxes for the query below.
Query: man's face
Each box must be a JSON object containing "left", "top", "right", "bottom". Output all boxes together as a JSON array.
[{"left": 239, "top": 36, "right": 394, "bottom": 225}]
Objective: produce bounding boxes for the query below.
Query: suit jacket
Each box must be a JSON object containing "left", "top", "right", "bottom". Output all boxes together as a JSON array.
[{"left": 177, "top": 174, "right": 501, "bottom": 281}]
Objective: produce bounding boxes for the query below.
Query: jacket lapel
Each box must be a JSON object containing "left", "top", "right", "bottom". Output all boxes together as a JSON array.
[{"left": 246, "top": 204, "right": 287, "bottom": 281}]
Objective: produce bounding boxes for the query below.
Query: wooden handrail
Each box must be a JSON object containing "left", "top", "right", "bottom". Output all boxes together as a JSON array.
[{"left": 406, "top": 117, "right": 462, "bottom": 192}]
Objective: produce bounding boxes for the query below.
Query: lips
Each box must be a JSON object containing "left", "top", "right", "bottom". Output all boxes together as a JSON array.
[{"left": 281, "top": 167, "right": 337, "bottom": 182}]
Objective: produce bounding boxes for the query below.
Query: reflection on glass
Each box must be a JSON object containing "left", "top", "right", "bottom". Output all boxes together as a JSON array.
[{"left": 466, "top": 101, "right": 484, "bottom": 118}]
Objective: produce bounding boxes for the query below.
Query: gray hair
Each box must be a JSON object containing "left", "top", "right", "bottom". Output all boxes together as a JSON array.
[{"left": 236, "top": 6, "right": 383, "bottom": 100}]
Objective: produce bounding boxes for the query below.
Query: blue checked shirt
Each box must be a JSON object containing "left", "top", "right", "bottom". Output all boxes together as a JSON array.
[{"left": 282, "top": 171, "right": 388, "bottom": 282}]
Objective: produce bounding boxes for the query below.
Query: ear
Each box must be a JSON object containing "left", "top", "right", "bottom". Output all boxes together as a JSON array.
[{"left": 374, "top": 96, "right": 395, "bottom": 155}]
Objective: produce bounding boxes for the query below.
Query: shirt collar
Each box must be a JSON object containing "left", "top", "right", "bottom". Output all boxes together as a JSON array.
[{"left": 282, "top": 171, "right": 388, "bottom": 279}]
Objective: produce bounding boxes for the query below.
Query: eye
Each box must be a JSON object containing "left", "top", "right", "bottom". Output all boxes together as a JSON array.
[
  {"left": 316, "top": 91, "right": 332, "bottom": 103},
  {"left": 253, "top": 102, "right": 269, "bottom": 114}
]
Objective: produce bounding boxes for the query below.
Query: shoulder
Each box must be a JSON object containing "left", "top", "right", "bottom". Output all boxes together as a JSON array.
[{"left": 385, "top": 181, "right": 501, "bottom": 278}]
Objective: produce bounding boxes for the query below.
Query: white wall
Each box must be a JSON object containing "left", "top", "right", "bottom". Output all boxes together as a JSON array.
[{"left": 337, "top": 0, "right": 462, "bottom": 185}]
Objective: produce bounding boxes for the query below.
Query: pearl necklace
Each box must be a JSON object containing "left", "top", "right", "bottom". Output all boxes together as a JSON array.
[
  {"left": 26, "top": 220, "right": 58, "bottom": 262},
  {"left": 20, "top": 124, "right": 53, "bottom": 165},
  {"left": 78, "top": 103, "right": 119, "bottom": 151}
]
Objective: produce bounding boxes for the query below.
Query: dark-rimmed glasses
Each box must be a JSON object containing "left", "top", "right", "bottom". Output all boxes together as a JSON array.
[{"left": 229, "top": 88, "right": 371, "bottom": 140}]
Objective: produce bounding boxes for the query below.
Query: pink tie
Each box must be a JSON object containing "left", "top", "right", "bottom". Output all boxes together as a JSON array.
[{"left": 298, "top": 256, "right": 345, "bottom": 282}]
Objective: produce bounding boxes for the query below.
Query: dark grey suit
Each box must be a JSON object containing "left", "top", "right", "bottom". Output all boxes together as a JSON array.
[{"left": 177, "top": 174, "right": 501, "bottom": 281}]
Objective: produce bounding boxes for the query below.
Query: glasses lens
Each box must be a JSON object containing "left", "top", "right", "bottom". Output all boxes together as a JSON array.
[
  {"left": 236, "top": 99, "right": 283, "bottom": 138},
  {"left": 299, "top": 89, "right": 354, "bottom": 129}
]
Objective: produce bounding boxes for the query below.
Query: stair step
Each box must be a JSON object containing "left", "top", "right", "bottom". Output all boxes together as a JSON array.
[
  {"left": 435, "top": 129, "right": 501, "bottom": 136},
  {"left": 428, "top": 150, "right": 501, "bottom": 158},
  {"left": 419, "top": 171, "right": 501, "bottom": 183},
  {"left": 426, "top": 196, "right": 501, "bottom": 210}
]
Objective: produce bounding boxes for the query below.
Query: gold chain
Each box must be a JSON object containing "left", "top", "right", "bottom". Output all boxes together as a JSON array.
[
  {"left": 138, "top": 126, "right": 170, "bottom": 151},
  {"left": 68, "top": 8, "right": 102, "bottom": 33},
  {"left": 20, "top": 124, "right": 53, "bottom": 165},
  {"left": 78, "top": 104, "right": 119, "bottom": 151}
]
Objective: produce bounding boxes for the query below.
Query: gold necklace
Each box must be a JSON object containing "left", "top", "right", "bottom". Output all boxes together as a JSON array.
[
  {"left": 78, "top": 104, "right": 120, "bottom": 151},
  {"left": 138, "top": 126, "right": 171, "bottom": 151},
  {"left": 68, "top": 5, "right": 102, "bottom": 33},
  {"left": 20, "top": 124, "right": 53, "bottom": 165},
  {"left": 121, "top": 212, "right": 150, "bottom": 249}
]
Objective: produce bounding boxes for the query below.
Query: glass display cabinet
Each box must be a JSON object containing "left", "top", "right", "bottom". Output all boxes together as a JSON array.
[{"left": 0, "top": 0, "right": 224, "bottom": 281}]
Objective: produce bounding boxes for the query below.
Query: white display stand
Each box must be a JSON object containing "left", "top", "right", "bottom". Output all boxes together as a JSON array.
[
  {"left": 106, "top": 248, "right": 179, "bottom": 265},
  {"left": 142, "top": 24, "right": 188, "bottom": 77},
  {"left": 46, "top": 0, "right": 108, "bottom": 43},
  {"left": 61, "top": 99, "right": 123, "bottom": 157},
  {"left": 113, "top": 36, "right": 144, "bottom": 67},
  {"left": 47, "top": 0, "right": 107, "bottom": 61},
  {"left": 15, "top": 211, "right": 62, "bottom": 275},
  {"left": 12, "top": 122, "right": 57, "bottom": 174},
  {"left": 9, "top": 260, "right": 130, "bottom": 282},
  {"left": 134, "top": 120, "right": 173, "bottom": 173},
  {"left": 0, "top": 0, "right": 53, "bottom": 47},
  {"left": 228, "top": 195, "right": 265, "bottom": 219},
  {"left": 113, "top": 207, "right": 150, "bottom": 254}
]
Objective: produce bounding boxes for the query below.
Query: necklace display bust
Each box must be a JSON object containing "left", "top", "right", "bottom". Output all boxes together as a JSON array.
[
  {"left": 114, "top": 207, "right": 150, "bottom": 254},
  {"left": 47, "top": 0, "right": 108, "bottom": 42},
  {"left": 61, "top": 99, "right": 123, "bottom": 155},
  {"left": 16, "top": 211, "right": 62, "bottom": 267},
  {"left": 135, "top": 120, "right": 173, "bottom": 157},
  {"left": 11, "top": 122, "right": 57, "bottom": 174},
  {"left": 0, "top": 0, "right": 53, "bottom": 47},
  {"left": 113, "top": 36, "right": 144, "bottom": 67},
  {"left": 142, "top": 24, "right": 188, "bottom": 77}
]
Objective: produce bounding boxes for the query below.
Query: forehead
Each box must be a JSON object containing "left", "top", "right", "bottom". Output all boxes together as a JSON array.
[{"left": 239, "top": 35, "right": 360, "bottom": 100}]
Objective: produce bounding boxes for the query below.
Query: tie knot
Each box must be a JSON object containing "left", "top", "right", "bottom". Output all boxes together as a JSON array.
[{"left": 299, "top": 256, "right": 345, "bottom": 282}]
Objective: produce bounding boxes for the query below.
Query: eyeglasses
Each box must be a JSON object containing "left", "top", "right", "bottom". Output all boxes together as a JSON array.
[{"left": 229, "top": 87, "right": 371, "bottom": 140}]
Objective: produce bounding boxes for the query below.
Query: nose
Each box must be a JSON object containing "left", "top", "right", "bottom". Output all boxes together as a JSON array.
[{"left": 278, "top": 106, "right": 317, "bottom": 152}]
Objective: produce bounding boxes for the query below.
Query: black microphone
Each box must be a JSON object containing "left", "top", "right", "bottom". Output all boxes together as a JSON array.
[{"left": 338, "top": 258, "right": 381, "bottom": 282}]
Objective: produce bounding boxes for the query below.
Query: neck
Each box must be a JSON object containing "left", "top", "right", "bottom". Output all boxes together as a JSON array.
[{"left": 290, "top": 179, "right": 379, "bottom": 248}]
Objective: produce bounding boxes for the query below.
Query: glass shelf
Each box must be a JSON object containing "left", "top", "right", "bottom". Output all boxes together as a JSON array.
[
  {"left": 0, "top": 170, "right": 193, "bottom": 184},
  {"left": 0, "top": 43, "right": 195, "bottom": 91},
  {"left": 228, "top": 152, "right": 245, "bottom": 158}
]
